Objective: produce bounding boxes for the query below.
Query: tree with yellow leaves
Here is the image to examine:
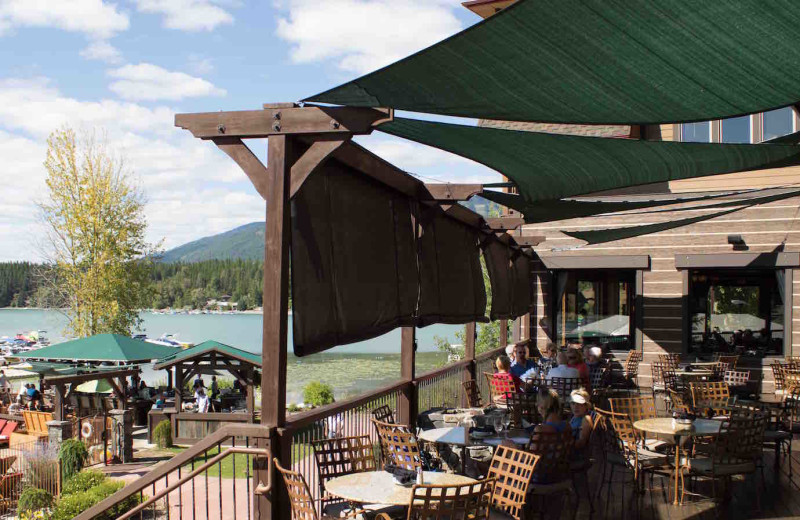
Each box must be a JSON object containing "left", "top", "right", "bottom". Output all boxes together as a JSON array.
[{"left": 38, "top": 127, "right": 159, "bottom": 337}]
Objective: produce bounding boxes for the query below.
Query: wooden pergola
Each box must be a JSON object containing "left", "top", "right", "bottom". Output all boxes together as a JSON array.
[
  {"left": 175, "top": 104, "right": 534, "bottom": 518},
  {"left": 44, "top": 367, "right": 140, "bottom": 421},
  {"left": 153, "top": 342, "right": 259, "bottom": 420}
]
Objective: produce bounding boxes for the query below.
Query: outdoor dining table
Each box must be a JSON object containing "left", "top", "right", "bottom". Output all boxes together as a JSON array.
[
  {"left": 633, "top": 417, "right": 722, "bottom": 505},
  {"left": 325, "top": 470, "right": 476, "bottom": 506},
  {"left": 417, "top": 426, "right": 529, "bottom": 474}
]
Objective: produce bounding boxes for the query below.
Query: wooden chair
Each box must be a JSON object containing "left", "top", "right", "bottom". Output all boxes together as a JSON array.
[
  {"left": 690, "top": 382, "right": 731, "bottom": 417},
  {"left": 462, "top": 379, "right": 483, "bottom": 408},
  {"left": 274, "top": 458, "right": 327, "bottom": 520},
  {"left": 371, "top": 419, "right": 423, "bottom": 471},
  {"left": 486, "top": 445, "right": 539, "bottom": 520},
  {"left": 505, "top": 392, "right": 539, "bottom": 429},
  {"left": 399, "top": 478, "right": 495, "bottom": 520},
  {"left": 371, "top": 404, "right": 395, "bottom": 425},
  {"left": 22, "top": 411, "right": 52, "bottom": 438},
  {"left": 312, "top": 435, "right": 394, "bottom": 518},
  {"left": 680, "top": 412, "right": 767, "bottom": 505}
]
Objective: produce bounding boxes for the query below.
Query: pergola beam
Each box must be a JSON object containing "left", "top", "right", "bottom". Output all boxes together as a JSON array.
[
  {"left": 422, "top": 183, "right": 483, "bottom": 201},
  {"left": 486, "top": 217, "right": 525, "bottom": 231},
  {"left": 175, "top": 106, "right": 392, "bottom": 139}
]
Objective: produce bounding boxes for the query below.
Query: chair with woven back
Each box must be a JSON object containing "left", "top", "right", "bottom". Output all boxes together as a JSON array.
[
  {"left": 650, "top": 361, "right": 671, "bottom": 400},
  {"left": 371, "top": 419, "right": 423, "bottom": 472},
  {"left": 371, "top": 404, "right": 395, "bottom": 425},
  {"left": 311, "top": 435, "right": 400, "bottom": 519},
  {"left": 689, "top": 381, "right": 732, "bottom": 417},
  {"left": 525, "top": 428, "right": 576, "bottom": 519},
  {"left": 772, "top": 361, "right": 789, "bottom": 396},
  {"left": 548, "top": 377, "right": 582, "bottom": 412},
  {"left": 589, "top": 367, "right": 610, "bottom": 407},
  {"left": 462, "top": 379, "right": 483, "bottom": 408},
  {"left": 487, "top": 372, "right": 518, "bottom": 407},
  {"left": 723, "top": 369, "right": 752, "bottom": 397},
  {"left": 710, "top": 361, "right": 731, "bottom": 382},
  {"left": 715, "top": 354, "right": 739, "bottom": 369},
  {"left": 667, "top": 389, "right": 691, "bottom": 414},
  {"left": 375, "top": 478, "right": 495, "bottom": 520},
  {"left": 608, "top": 396, "right": 664, "bottom": 451},
  {"left": 624, "top": 350, "right": 642, "bottom": 387},
  {"left": 505, "top": 392, "right": 539, "bottom": 429},
  {"left": 658, "top": 353, "right": 680, "bottom": 370},
  {"left": 680, "top": 411, "right": 767, "bottom": 506},
  {"left": 274, "top": 458, "right": 331, "bottom": 520},
  {"left": 486, "top": 445, "right": 539, "bottom": 520}
]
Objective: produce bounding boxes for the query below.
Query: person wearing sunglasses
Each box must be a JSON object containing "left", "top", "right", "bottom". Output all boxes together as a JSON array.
[{"left": 566, "top": 349, "right": 590, "bottom": 391}]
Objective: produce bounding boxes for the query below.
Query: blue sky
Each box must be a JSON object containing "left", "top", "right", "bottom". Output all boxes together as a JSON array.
[{"left": 0, "top": 0, "right": 499, "bottom": 261}]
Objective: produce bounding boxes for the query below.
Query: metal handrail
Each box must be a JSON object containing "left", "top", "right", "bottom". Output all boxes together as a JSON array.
[{"left": 117, "top": 447, "right": 271, "bottom": 520}]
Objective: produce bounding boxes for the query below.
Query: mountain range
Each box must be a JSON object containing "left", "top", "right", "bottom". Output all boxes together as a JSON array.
[{"left": 161, "top": 222, "right": 265, "bottom": 262}]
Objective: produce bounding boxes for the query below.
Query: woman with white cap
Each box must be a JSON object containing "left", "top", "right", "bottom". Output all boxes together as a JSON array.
[{"left": 569, "top": 388, "right": 594, "bottom": 465}]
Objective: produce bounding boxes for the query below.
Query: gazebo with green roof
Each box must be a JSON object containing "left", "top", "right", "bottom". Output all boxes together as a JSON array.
[
  {"left": 153, "top": 340, "right": 261, "bottom": 438},
  {"left": 16, "top": 334, "right": 179, "bottom": 363}
]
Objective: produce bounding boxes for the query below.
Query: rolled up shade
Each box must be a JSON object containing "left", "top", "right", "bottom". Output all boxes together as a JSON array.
[
  {"left": 306, "top": 0, "right": 800, "bottom": 125},
  {"left": 417, "top": 207, "right": 488, "bottom": 326},
  {"left": 290, "top": 159, "right": 419, "bottom": 356}
]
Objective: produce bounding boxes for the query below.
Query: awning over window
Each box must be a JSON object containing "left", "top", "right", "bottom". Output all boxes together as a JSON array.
[
  {"left": 563, "top": 188, "right": 800, "bottom": 245},
  {"left": 306, "top": 0, "right": 800, "bottom": 125},
  {"left": 379, "top": 118, "right": 800, "bottom": 203}
]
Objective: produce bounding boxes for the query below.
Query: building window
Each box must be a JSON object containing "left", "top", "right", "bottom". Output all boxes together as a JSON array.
[
  {"left": 554, "top": 270, "right": 635, "bottom": 350},
  {"left": 721, "top": 115, "right": 751, "bottom": 143},
  {"left": 681, "top": 122, "right": 711, "bottom": 142},
  {"left": 763, "top": 107, "right": 794, "bottom": 141},
  {"left": 688, "top": 269, "right": 784, "bottom": 356}
]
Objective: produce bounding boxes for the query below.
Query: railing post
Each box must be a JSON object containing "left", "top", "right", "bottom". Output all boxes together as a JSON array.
[
  {"left": 399, "top": 327, "right": 417, "bottom": 426},
  {"left": 461, "top": 322, "right": 477, "bottom": 407},
  {"left": 259, "top": 134, "right": 293, "bottom": 520}
]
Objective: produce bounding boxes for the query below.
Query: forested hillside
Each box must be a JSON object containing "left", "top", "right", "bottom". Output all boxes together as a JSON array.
[{"left": 0, "top": 262, "right": 37, "bottom": 307}]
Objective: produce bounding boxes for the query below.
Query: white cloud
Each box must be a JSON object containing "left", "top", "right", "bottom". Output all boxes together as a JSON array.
[
  {"left": 275, "top": 0, "right": 463, "bottom": 74},
  {"left": 80, "top": 40, "right": 123, "bottom": 64},
  {"left": 0, "top": 76, "right": 263, "bottom": 260},
  {"left": 107, "top": 63, "right": 226, "bottom": 101},
  {"left": 0, "top": 0, "right": 129, "bottom": 39},
  {"left": 134, "top": 0, "right": 234, "bottom": 31}
]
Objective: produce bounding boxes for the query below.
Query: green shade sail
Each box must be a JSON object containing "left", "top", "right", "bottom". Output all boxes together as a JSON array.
[
  {"left": 307, "top": 0, "right": 800, "bottom": 125},
  {"left": 480, "top": 189, "right": 755, "bottom": 224},
  {"left": 379, "top": 118, "right": 800, "bottom": 202},
  {"left": 153, "top": 340, "right": 261, "bottom": 369},
  {"left": 563, "top": 188, "right": 800, "bottom": 245},
  {"left": 17, "top": 334, "right": 179, "bottom": 363}
]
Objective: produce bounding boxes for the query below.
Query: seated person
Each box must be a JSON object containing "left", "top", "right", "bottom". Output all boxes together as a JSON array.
[
  {"left": 194, "top": 387, "right": 210, "bottom": 413},
  {"left": 538, "top": 342, "right": 559, "bottom": 373},
  {"left": 546, "top": 352, "right": 580, "bottom": 381},
  {"left": 153, "top": 393, "right": 165, "bottom": 409},
  {"left": 566, "top": 349, "right": 590, "bottom": 391},
  {"left": 510, "top": 342, "right": 537, "bottom": 379},
  {"left": 530, "top": 388, "right": 572, "bottom": 484},
  {"left": 569, "top": 389, "right": 594, "bottom": 467},
  {"left": 492, "top": 355, "right": 523, "bottom": 403},
  {"left": 586, "top": 346, "right": 606, "bottom": 387}
]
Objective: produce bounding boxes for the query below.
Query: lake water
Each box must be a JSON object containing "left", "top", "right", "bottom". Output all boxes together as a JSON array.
[{"left": 0, "top": 309, "right": 464, "bottom": 403}]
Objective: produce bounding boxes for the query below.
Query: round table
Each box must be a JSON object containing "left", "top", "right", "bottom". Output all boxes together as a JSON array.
[
  {"left": 418, "top": 427, "right": 528, "bottom": 473},
  {"left": 325, "top": 471, "right": 475, "bottom": 506},
  {"left": 634, "top": 418, "right": 722, "bottom": 505}
]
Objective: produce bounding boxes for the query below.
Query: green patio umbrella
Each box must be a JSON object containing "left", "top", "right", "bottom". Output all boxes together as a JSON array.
[{"left": 75, "top": 379, "right": 114, "bottom": 394}]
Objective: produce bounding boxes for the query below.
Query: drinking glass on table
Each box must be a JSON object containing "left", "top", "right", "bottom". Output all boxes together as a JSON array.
[
  {"left": 502, "top": 413, "right": 512, "bottom": 437},
  {"left": 494, "top": 414, "right": 504, "bottom": 436}
]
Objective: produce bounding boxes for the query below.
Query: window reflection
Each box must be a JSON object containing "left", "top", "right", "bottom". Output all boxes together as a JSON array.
[
  {"left": 763, "top": 107, "right": 794, "bottom": 141},
  {"left": 555, "top": 271, "right": 634, "bottom": 350},
  {"left": 689, "top": 270, "right": 784, "bottom": 356},
  {"left": 681, "top": 121, "right": 711, "bottom": 142},
  {"left": 721, "top": 115, "right": 751, "bottom": 143}
]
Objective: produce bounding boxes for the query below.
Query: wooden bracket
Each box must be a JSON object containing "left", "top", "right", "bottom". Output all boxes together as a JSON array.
[
  {"left": 290, "top": 138, "right": 348, "bottom": 197},
  {"left": 516, "top": 236, "right": 545, "bottom": 247},
  {"left": 212, "top": 137, "right": 270, "bottom": 199},
  {"left": 486, "top": 217, "right": 525, "bottom": 231}
]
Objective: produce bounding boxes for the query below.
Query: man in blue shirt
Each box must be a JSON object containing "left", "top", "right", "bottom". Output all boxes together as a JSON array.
[{"left": 510, "top": 342, "right": 537, "bottom": 379}]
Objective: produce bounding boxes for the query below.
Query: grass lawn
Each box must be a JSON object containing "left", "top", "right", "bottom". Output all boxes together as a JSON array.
[{"left": 163, "top": 443, "right": 310, "bottom": 479}]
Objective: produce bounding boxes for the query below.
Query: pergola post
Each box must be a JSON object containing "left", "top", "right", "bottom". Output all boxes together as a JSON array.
[
  {"left": 175, "top": 368, "right": 183, "bottom": 413},
  {"left": 499, "top": 319, "right": 508, "bottom": 347},
  {"left": 398, "top": 327, "right": 417, "bottom": 426},
  {"left": 246, "top": 368, "right": 255, "bottom": 422},
  {"left": 462, "top": 322, "right": 477, "bottom": 407},
  {"left": 53, "top": 384, "right": 66, "bottom": 421},
  {"left": 260, "top": 134, "right": 293, "bottom": 520},
  {"left": 167, "top": 369, "right": 173, "bottom": 391}
]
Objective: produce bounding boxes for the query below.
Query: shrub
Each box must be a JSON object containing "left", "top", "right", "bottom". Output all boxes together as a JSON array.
[
  {"left": 24, "top": 443, "right": 59, "bottom": 490},
  {"left": 58, "top": 439, "right": 89, "bottom": 481},
  {"left": 287, "top": 403, "right": 302, "bottom": 413},
  {"left": 152, "top": 420, "right": 172, "bottom": 449},
  {"left": 303, "top": 381, "right": 334, "bottom": 407},
  {"left": 18, "top": 488, "right": 53, "bottom": 514},
  {"left": 61, "top": 469, "right": 107, "bottom": 496},
  {"left": 51, "top": 479, "right": 140, "bottom": 520}
]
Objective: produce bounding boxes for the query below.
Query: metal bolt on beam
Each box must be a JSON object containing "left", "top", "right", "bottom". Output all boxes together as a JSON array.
[{"left": 217, "top": 124, "right": 226, "bottom": 134}]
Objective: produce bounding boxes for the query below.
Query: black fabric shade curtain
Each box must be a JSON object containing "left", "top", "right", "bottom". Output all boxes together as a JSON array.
[
  {"left": 482, "top": 238, "right": 514, "bottom": 320},
  {"left": 511, "top": 252, "right": 533, "bottom": 318},
  {"left": 379, "top": 118, "right": 800, "bottom": 204},
  {"left": 290, "top": 159, "right": 419, "bottom": 356},
  {"left": 306, "top": 0, "right": 800, "bottom": 125},
  {"left": 417, "top": 206, "right": 488, "bottom": 326}
]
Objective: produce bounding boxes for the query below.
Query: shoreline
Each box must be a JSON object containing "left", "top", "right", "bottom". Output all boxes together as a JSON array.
[{"left": 1, "top": 307, "right": 267, "bottom": 315}]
